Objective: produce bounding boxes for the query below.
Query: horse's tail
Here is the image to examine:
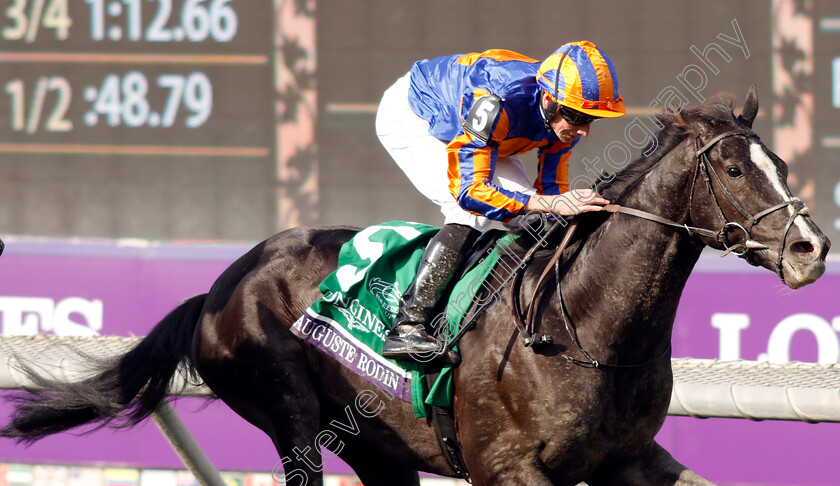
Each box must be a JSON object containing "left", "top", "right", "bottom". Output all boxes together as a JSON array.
[{"left": 1, "top": 294, "right": 207, "bottom": 444}]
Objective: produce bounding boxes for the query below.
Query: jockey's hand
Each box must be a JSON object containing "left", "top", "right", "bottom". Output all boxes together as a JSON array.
[{"left": 524, "top": 190, "right": 610, "bottom": 217}]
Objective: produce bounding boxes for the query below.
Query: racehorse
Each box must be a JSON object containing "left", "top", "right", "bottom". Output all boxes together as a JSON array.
[{"left": 2, "top": 88, "right": 830, "bottom": 485}]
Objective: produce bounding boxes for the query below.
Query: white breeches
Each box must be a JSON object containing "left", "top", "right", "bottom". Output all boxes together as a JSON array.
[{"left": 375, "top": 73, "right": 536, "bottom": 231}]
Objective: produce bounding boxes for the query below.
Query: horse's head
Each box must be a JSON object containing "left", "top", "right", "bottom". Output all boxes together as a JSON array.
[{"left": 682, "top": 86, "right": 830, "bottom": 288}]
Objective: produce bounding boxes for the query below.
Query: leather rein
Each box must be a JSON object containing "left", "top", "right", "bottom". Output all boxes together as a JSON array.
[{"left": 509, "top": 128, "right": 810, "bottom": 368}]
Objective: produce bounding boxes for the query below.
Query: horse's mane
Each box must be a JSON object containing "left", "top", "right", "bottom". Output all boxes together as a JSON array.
[
  {"left": 596, "top": 95, "right": 738, "bottom": 202},
  {"left": 595, "top": 115, "right": 688, "bottom": 202},
  {"left": 510, "top": 98, "right": 741, "bottom": 248}
]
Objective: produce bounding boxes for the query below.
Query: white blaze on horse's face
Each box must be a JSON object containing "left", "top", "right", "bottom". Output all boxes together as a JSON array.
[
  {"left": 748, "top": 142, "right": 827, "bottom": 287},
  {"left": 748, "top": 143, "right": 810, "bottom": 239},
  {"left": 748, "top": 143, "right": 790, "bottom": 200}
]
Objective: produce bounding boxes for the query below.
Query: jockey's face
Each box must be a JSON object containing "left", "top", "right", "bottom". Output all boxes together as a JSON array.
[{"left": 542, "top": 93, "right": 593, "bottom": 144}]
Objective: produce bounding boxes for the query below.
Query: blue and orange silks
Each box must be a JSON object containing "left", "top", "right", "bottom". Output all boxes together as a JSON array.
[
  {"left": 407, "top": 49, "right": 579, "bottom": 222},
  {"left": 537, "top": 41, "right": 625, "bottom": 118}
]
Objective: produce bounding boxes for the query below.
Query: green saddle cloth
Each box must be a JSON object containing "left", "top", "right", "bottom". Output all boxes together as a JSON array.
[{"left": 291, "top": 221, "right": 518, "bottom": 418}]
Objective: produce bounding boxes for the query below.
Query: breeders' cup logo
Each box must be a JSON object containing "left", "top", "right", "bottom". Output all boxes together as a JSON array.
[
  {"left": 323, "top": 291, "right": 387, "bottom": 341},
  {"left": 337, "top": 306, "right": 367, "bottom": 334},
  {"left": 368, "top": 278, "right": 401, "bottom": 320}
]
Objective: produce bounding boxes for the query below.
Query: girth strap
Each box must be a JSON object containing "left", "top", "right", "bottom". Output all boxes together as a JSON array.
[{"left": 424, "top": 371, "right": 471, "bottom": 482}]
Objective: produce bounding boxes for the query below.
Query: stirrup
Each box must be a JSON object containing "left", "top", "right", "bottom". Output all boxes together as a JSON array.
[{"left": 382, "top": 325, "right": 460, "bottom": 365}]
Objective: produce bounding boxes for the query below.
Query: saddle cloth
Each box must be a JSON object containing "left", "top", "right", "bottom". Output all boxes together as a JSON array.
[{"left": 290, "top": 221, "right": 517, "bottom": 418}]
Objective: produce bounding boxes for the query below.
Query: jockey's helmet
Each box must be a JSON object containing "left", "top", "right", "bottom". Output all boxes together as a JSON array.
[{"left": 537, "top": 40, "right": 626, "bottom": 126}]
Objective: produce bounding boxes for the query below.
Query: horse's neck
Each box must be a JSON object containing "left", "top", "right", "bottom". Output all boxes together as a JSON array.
[{"left": 562, "top": 139, "right": 704, "bottom": 360}]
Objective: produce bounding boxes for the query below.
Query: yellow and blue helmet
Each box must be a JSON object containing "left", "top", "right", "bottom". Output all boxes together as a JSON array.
[{"left": 537, "top": 41, "right": 625, "bottom": 121}]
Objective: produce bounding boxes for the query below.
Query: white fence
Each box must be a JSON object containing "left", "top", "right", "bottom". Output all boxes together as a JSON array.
[{"left": 1, "top": 335, "right": 839, "bottom": 485}]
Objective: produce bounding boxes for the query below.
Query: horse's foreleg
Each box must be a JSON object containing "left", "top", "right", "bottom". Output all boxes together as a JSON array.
[
  {"left": 586, "top": 442, "right": 717, "bottom": 486},
  {"left": 342, "top": 450, "right": 421, "bottom": 486},
  {"left": 466, "top": 458, "right": 555, "bottom": 486}
]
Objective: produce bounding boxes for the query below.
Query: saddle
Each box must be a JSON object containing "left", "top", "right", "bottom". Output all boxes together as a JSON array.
[{"left": 291, "top": 218, "right": 571, "bottom": 482}]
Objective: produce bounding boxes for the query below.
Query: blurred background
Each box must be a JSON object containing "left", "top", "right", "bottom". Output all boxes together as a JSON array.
[
  {"left": 1, "top": 1, "right": 839, "bottom": 485},
  {"left": 1, "top": 0, "right": 838, "bottom": 243}
]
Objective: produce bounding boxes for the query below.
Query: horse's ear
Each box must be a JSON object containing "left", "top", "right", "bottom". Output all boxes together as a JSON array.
[
  {"left": 738, "top": 85, "right": 759, "bottom": 128},
  {"left": 678, "top": 109, "right": 713, "bottom": 139},
  {"left": 710, "top": 92, "right": 736, "bottom": 111}
]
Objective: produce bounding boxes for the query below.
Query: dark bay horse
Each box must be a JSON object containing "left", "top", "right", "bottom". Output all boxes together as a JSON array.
[{"left": 3, "top": 89, "right": 830, "bottom": 485}]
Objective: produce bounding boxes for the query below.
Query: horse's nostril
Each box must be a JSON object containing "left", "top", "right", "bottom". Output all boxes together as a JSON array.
[{"left": 790, "top": 241, "right": 815, "bottom": 254}]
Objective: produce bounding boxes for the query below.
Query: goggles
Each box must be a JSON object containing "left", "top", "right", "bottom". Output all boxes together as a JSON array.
[{"left": 559, "top": 105, "right": 598, "bottom": 126}]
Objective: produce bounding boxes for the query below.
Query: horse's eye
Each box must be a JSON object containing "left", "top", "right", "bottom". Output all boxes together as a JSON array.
[{"left": 726, "top": 166, "right": 743, "bottom": 178}]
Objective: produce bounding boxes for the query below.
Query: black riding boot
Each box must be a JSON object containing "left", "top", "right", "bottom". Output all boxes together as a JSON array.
[{"left": 382, "top": 233, "right": 468, "bottom": 365}]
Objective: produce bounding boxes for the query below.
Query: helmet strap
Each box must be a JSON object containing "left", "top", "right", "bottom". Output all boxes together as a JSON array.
[
  {"left": 541, "top": 92, "right": 559, "bottom": 130},
  {"left": 541, "top": 47, "right": 571, "bottom": 129}
]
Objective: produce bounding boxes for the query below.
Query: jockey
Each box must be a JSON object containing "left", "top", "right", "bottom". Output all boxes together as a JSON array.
[{"left": 375, "top": 41, "right": 626, "bottom": 363}]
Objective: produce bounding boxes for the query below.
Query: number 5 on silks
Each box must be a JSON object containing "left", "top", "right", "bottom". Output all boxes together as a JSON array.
[{"left": 463, "top": 94, "right": 502, "bottom": 145}]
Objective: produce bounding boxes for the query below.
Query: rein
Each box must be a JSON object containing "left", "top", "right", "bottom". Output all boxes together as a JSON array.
[
  {"left": 509, "top": 219, "right": 671, "bottom": 369},
  {"left": 509, "top": 128, "right": 809, "bottom": 368}
]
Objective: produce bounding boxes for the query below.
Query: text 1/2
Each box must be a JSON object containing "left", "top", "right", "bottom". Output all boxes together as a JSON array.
[{"left": 4, "top": 77, "right": 73, "bottom": 133}]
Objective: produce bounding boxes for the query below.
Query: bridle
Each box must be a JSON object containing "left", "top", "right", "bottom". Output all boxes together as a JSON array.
[
  {"left": 509, "top": 127, "right": 810, "bottom": 366},
  {"left": 608, "top": 128, "right": 809, "bottom": 283},
  {"left": 694, "top": 129, "right": 808, "bottom": 275}
]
